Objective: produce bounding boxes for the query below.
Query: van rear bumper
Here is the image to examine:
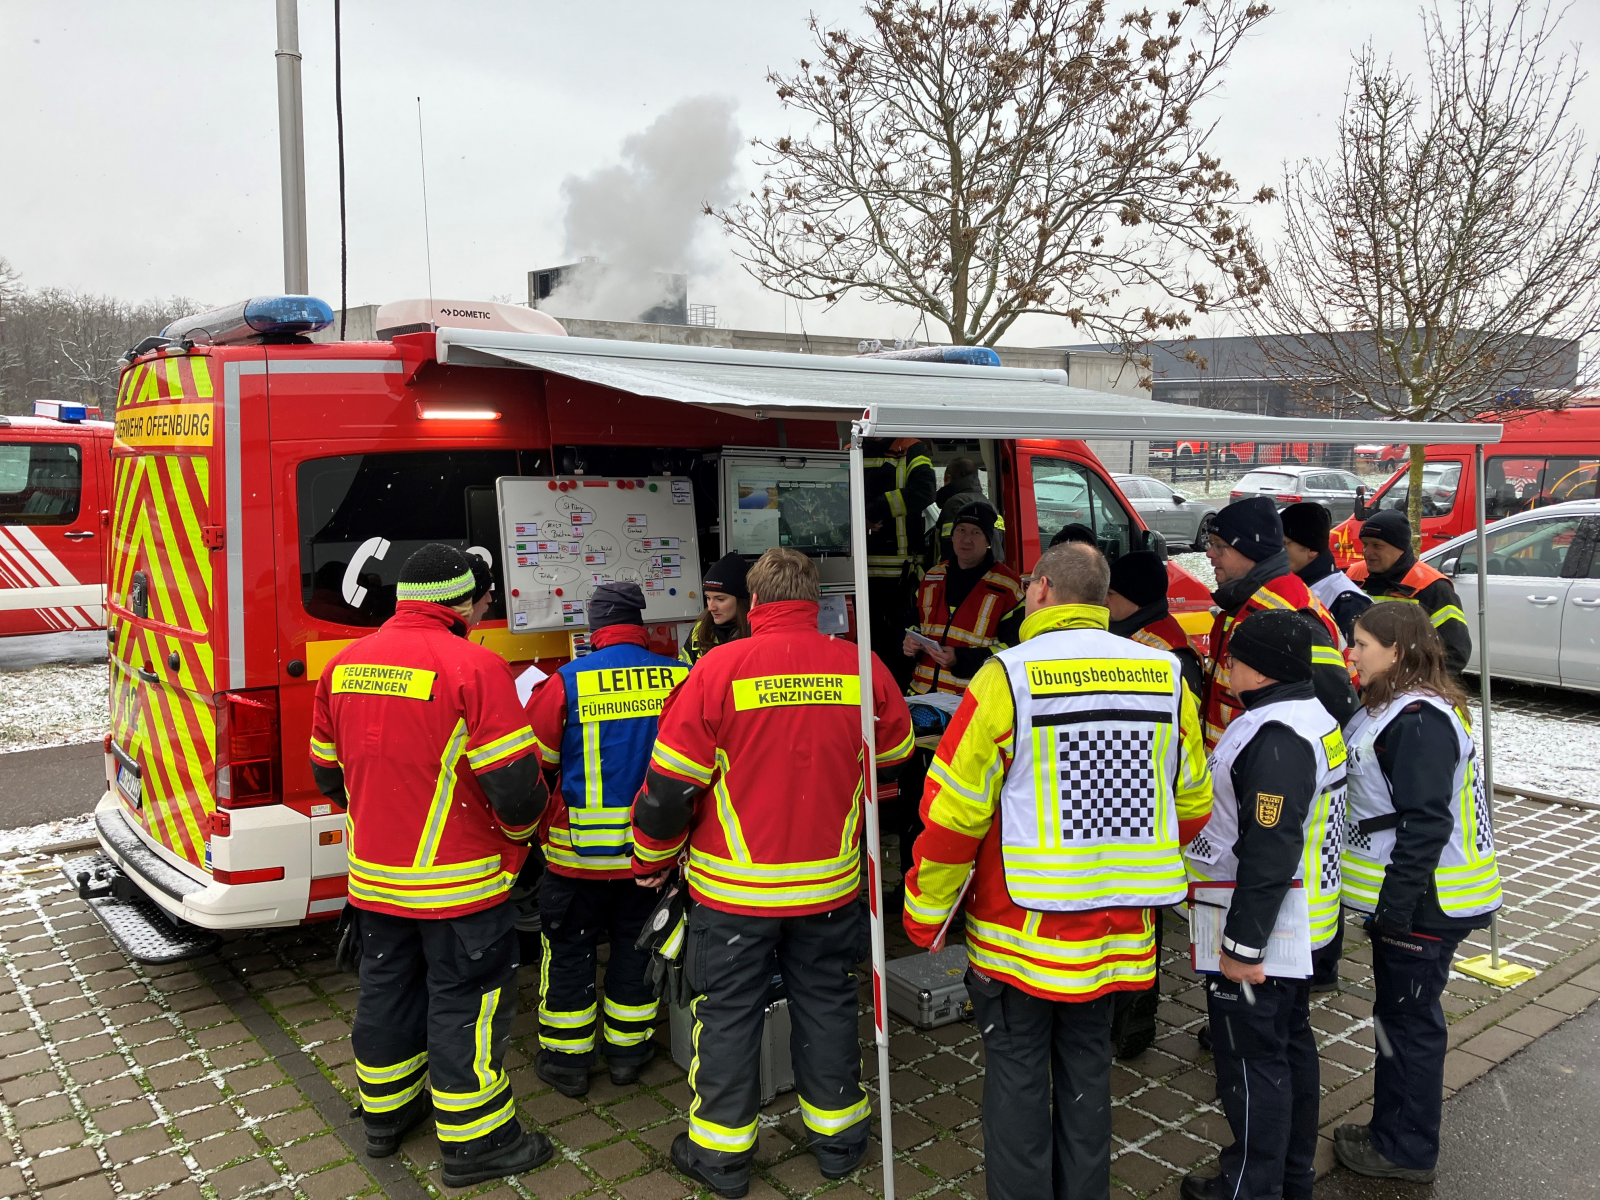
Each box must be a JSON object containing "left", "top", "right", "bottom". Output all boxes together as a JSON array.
[{"left": 93, "top": 792, "right": 311, "bottom": 930}]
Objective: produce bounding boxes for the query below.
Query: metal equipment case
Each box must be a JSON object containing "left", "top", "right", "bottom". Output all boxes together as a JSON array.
[{"left": 885, "top": 944, "right": 973, "bottom": 1028}]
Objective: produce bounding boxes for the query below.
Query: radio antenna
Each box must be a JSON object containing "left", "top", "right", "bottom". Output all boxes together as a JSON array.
[{"left": 416, "top": 96, "right": 435, "bottom": 328}]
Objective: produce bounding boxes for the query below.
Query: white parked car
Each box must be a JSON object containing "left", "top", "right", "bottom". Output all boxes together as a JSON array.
[{"left": 1423, "top": 499, "right": 1600, "bottom": 692}]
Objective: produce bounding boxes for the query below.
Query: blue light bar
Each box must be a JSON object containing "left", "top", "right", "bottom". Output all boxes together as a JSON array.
[
  {"left": 162, "top": 295, "right": 334, "bottom": 346},
  {"left": 858, "top": 345, "right": 1003, "bottom": 367},
  {"left": 33, "top": 400, "right": 87, "bottom": 422}
]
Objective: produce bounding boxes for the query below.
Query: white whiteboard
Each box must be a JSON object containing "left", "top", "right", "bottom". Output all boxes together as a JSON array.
[{"left": 496, "top": 476, "right": 705, "bottom": 632}]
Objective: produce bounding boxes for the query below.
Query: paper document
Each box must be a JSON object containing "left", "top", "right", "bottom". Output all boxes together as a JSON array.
[
  {"left": 904, "top": 628, "right": 943, "bottom": 655},
  {"left": 1188, "top": 882, "right": 1313, "bottom": 978},
  {"left": 906, "top": 691, "right": 963, "bottom": 715},
  {"left": 515, "top": 664, "right": 549, "bottom": 707},
  {"left": 930, "top": 868, "right": 976, "bottom": 954}
]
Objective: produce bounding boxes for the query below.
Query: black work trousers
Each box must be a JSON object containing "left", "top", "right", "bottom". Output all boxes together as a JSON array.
[
  {"left": 1207, "top": 975, "right": 1319, "bottom": 1200},
  {"left": 350, "top": 902, "right": 523, "bottom": 1160},
  {"left": 537, "top": 870, "right": 659, "bottom": 1067},
  {"left": 1110, "top": 911, "right": 1164, "bottom": 1057},
  {"left": 965, "top": 970, "right": 1113, "bottom": 1200},
  {"left": 1369, "top": 928, "right": 1463, "bottom": 1171},
  {"left": 680, "top": 902, "right": 869, "bottom": 1192}
]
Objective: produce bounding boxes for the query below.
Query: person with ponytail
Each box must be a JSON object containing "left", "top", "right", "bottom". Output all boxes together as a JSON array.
[{"left": 1334, "top": 602, "right": 1502, "bottom": 1185}]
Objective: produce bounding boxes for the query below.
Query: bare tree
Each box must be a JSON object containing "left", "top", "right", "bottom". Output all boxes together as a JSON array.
[
  {"left": 0, "top": 263, "right": 198, "bottom": 416},
  {"left": 1249, "top": 0, "right": 1600, "bottom": 544},
  {"left": 712, "top": 0, "right": 1274, "bottom": 350}
]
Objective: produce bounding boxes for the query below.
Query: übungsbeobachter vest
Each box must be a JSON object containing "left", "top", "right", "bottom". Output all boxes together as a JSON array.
[
  {"left": 1185, "top": 694, "right": 1348, "bottom": 949},
  {"left": 995, "top": 627, "right": 1188, "bottom": 910},
  {"left": 1341, "top": 692, "right": 1501, "bottom": 919}
]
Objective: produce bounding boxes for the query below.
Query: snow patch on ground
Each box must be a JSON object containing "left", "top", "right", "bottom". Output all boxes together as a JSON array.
[
  {"left": 0, "top": 813, "right": 96, "bottom": 856},
  {"left": 1172, "top": 551, "right": 1217, "bottom": 592},
  {"left": 1467, "top": 702, "right": 1600, "bottom": 803},
  {"left": 0, "top": 664, "right": 108, "bottom": 753}
]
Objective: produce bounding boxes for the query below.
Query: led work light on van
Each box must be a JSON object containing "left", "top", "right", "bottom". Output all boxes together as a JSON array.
[
  {"left": 161, "top": 295, "right": 335, "bottom": 347},
  {"left": 415, "top": 402, "right": 502, "bottom": 421}
]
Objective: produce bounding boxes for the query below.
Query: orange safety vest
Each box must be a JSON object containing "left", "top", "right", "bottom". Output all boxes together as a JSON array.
[
  {"left": 1346, "top": 557, "right": 1447, "bottom": 594},
  {"left": 909, "top": 560, "right": 1024, "bottom": 694}
]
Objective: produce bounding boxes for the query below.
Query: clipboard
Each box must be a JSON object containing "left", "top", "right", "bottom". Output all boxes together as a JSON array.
[
  {"left": 929, "top": 867, "right": 975, "bottom": 954},
  {"left": 904, "top": 628, "right": 943, "bottom": 655},
  {"left": 1187, "top": 880, "right": 1313, "bottom": 979}
]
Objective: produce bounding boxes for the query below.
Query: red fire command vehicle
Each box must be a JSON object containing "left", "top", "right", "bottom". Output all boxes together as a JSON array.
[
  {"left": 88, "top": 295, "right": 1213, "bottom": 946},
  {"left": 0, "top": 400, "right": 111, "bottom": 634},
  {"left": 1331, "top": 406, "right": 1600, "bottom": 566}
]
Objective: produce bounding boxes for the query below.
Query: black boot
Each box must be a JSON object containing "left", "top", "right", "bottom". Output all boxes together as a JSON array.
[
  {"left": 441, "top": 1128, "right": 553, "bottom": 1188},
  {"left": 608, "top": 1042, "right": 655, "bottom": 1086},
  {"left": 536, "top": 1048, "right": 591, "bottom": 1097},
  {"left": 362, "top": 1092, "right": 432, "bottom": 1159},
  {"left": 670, "top": 1131, "right": 749, "bottom": 1198},
  {"left": 815, "top": 1138, "right": 868, "bottom": 1181}
]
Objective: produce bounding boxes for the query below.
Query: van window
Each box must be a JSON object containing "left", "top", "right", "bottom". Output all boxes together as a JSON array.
[
  {"left": 1373, "top": 463, "right": 1461, "bottom": 518},
  {"left": 1031, "top": 456, "right": 1136, "bottom": 561},
  {"left": 0, "top": 442, "right": 81, "bottom": 525},
  {"left": 1485, "top": 456, "right": 1600, "bottom": 520},
  {"left": 298, "top": 450, "right": 520, "bottom": 627}
]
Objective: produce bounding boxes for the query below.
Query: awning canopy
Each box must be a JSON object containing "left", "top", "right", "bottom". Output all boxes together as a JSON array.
[{"left": 436, "top": 327, "right": 1505, "bottom": 444}]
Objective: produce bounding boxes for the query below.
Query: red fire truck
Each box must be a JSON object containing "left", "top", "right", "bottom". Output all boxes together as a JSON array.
[
  {"left": 0, "top": 401, "right": 112, "bottom": 634},
  {"left": 83, "top": 295, "right": 1214, "bottom": 954}
]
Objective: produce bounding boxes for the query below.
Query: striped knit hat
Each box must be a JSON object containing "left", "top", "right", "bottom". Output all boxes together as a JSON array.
[{"left": 397, "top": 544, "right": 476, "bottom": 606}]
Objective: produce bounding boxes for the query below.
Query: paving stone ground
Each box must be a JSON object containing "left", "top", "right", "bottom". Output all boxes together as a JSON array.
[{"left": 0, "top": 795, "right": 1595, "bottom": 1200}]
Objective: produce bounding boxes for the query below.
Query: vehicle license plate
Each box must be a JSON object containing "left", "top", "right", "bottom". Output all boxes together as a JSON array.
[{"left": 116, "top": 764, "right": 142, "bottom": 807}]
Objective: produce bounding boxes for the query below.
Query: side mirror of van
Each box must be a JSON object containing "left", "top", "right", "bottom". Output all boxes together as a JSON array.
[
  {"left": 1352, "top": 484, "right": 1368, "bottom": 520},
  {"left": 1145, "top": 529, "right": 1169, "bottom": 562},
  {"left": 1441, "top": 557, "right": 1459, "bottom": 575}
]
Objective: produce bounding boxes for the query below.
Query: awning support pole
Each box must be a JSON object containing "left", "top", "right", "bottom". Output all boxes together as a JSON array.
[
  {"left": 848, "top": 422, "right": 896, "bottom": 1200},
  {"left": 1475, "top": 442, "right": 1500, "bottom": 970},
  {"left": 1456, "top": 442, "right": 1536, "bottom": 987}
]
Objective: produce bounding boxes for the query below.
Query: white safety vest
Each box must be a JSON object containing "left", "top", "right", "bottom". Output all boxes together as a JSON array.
[
  {"left": 1341, "top": 692, "right": 1501, "bottom": 919},
  {"left": 996, "top": 627, "right": 1188, "bottom": 911},
  {"left": 1185, "top": 695, "right": 1348, "bottom": 949},
  {"left": 1309, "top": 570, "right": 1367, "bottom": 614}
]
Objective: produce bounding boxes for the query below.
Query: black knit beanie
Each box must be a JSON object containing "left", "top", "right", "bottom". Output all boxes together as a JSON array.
[
  {"left": 468, "top": 557, "right": 494, "bottom": 603},
  {"left": 1212, "top": 496, "right": 1284, "bottom": 562},
  {"left": 952, "top": 501, "right": 999, "bottom": 537},
  {"left": 1228, "top": 609, "right": 1313, "bottom": 684},
  {"left": 702, "top": 552, "right": 749, "bottom": 600},
  {"left": 1279, "top": 502, "right": 1332, "bottom": 553},
  {"left": 397, "top": 544, "right": 476, "bottom": 606},
  {"left": 1108, "top": 551, "right": 1168, "bottom": 607},
  {"left": 1049, "top": 522, "right": 1097, "bottom": 548},
  {"left": 1360, "top": 508, "right": 1412, "bottom": 552},
  {"left": 588, "top": 581, "right": 648, "bottom": 629}
]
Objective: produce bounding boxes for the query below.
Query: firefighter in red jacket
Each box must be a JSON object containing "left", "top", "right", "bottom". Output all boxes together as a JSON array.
[
  {"left": 632, "top": 548, "right": 914, "bottom": 1198},
  {"left": 903, "top": 541, "right": 1213, "bottom": 1200},
  {"left": 1203, "top": 498, "right": 1358, "bottom": 751},
  {"left": 309, "top": 545, "right": 552, "bottom": 1187},
  {"left": 522, "top": 582, "right": 687, "bottom": 1098}
]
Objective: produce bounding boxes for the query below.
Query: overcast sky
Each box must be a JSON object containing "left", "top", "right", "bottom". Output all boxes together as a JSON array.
[{"left": 4, "top": 1, "right": 1599, "bottom": 344}]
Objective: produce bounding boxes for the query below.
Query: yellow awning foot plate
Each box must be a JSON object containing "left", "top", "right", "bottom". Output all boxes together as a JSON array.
[{"left": 1455, "top": 953, "right": 1538, "bottom": 988}]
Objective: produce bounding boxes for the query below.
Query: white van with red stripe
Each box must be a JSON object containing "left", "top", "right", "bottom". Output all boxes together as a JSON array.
[{"left": 0, "top": 401, "right": 111, "bottom": 635}]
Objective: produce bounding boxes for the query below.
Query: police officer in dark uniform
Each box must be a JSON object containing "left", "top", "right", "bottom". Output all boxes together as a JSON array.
[
  {"left": 310, "top": 544, "right": 552, "bottom": 1187},
  {"left": 1181, "top": 611, "right": 1345, "bottom": 1200}
]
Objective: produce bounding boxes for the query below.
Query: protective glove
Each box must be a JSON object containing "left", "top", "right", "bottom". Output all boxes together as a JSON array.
[
  {"left": 1365, "top": 908, "right": 1413, "bottom": 939},
  {"left": 334, "top": 903, "right": 362, "bottom": 974},
  {"left": 634, "top": 877, "right": 690, "bottom": 1008}
]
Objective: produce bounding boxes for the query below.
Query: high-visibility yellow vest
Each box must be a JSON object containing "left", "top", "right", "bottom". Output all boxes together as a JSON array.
[
  {"left": 1185, "top": 694, "right": 1348, "bottom": 949},
  {"left": 995, "top": 628, "right": 1189, "bottom": 910},
  {"left": 1341, "top": 692, "right": 1501, "bottom": 919}
]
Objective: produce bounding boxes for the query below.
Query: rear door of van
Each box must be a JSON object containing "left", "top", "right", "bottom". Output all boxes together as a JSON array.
[
  {"left": 107, "top": 353, "right": 223, "bottom": 873},
  {"left": 0, "top": 420, "right": 108, "bottom": 634}
]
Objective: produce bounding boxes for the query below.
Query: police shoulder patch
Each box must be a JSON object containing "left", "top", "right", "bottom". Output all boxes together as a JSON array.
[{"left": 1255, "top": 792, "right": 1284, "bottom": 828}]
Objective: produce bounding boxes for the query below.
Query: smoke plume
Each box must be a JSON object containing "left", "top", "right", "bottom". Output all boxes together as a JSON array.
[{"left": 550, "top": 95, "right": 741, "bottom": 322}]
